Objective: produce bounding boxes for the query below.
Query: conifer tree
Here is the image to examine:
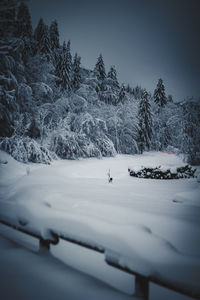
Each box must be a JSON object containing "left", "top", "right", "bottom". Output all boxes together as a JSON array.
[
  {"left": 126, "top": 84, "right": 132, "bottom": 93},
  {"left": 181, "top": 101, "right": 200, "bottom": 164},
  {"left": 0, "top": 0, "right": 24, "bottom": 136},
  {"left": 65, "top": 40, "right": 72, "bottom": 90},
  {"left": 133, "top": 85, "right": 144, "bottom": 99},
  {"left": 34, "top": 19, "right": 51, "bottom": 59},
  {"left": 138, "top": 90, "right": 152, "bottom": 153},
  {"left": 58, "top": 41, "right": 72, "bottom": 90},
  {"left": 94, "top": 54, "right": 106, "bottom": 81},
  {"left": 72, "top": 53, "right": 81, "bottom": 91},
  {"left": 34, "top": 18, "right": 45, "bottom": 42},
  {"left": 167, "top": 94, "right": 173, "bottom": 103},
  {"left": 0, "top": 0, "right": 19, "bottom": 38},
  {"left": 107, "top": 65, "right": 119, "bottom": 89},
  {"left": 39, "top": 24, "right": 51, "bottom": 58},
  {"left": 49, "top": 20, "right": 59, "bottom": 50},
  {"left": 153, "top": 78, "right": 167, "bottom": 108},
  {"left": 59, "top": 41, "right": 67, "bottom": 90},
  {"left": 118, "top": 84, "right": 126, "bottom": 103},
  {"left": 16, "top": 1, "right": 32, "bottom": 38},
  {"left": 49, "top": 20, "right": 60, "bottom": 75},
  {"left": 54, "top": 49, "right": 62, "bottom": 82}
]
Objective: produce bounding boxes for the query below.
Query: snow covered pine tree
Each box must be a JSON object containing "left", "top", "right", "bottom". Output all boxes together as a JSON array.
[
  {"left": 153, "top": 78, "right": 167, "bottom": 108},
  {"left": 138, "top": 90, "right": 152, "bottom": 153}
]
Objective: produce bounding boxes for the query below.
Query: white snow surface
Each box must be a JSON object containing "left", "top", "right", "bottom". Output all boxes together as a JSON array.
[{"left": 0, "top": 150, "right": 200, "bottom": 299}]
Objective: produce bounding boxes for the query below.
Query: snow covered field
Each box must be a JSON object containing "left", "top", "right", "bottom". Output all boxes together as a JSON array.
[{"left": 0, "top": 150, "right": 200, "bottom": 300}]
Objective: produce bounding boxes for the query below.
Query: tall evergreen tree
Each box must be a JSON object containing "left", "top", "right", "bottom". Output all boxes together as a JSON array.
[
  {"left": 153, "top": 78, "right": 167, "bottom": 108},
  {"left": 133, "top": 85, "right": 144, "bottom": 99},
  {"left": 118, "top": 84, "right": 126, "bottom": 103},
  {"left": 72, "top": 53, "right": 81, "bottom": 91},
  {"left": 39, "top": 24, "right": 51, "bottom": 57},
  {"left": 49, "top": 20, "right": 59, "bottom": 72},
  {"left": 58, "top": 41, "right": 72, "bottom": 90},
  {"left": 65, "top": 40, "right": 72, "bottom": 90},
  {"left": 107, "top": 65, "right": 119, "bottom": 89},
  {"left": 126, "top": 84, "right": 132, "bottom": 93},
  {"left": 49, "top": 20, "right": 59, "bottom": 50},
  {"left": 54, "top": 48, "right": 62, "bottom": 83},
  {"left": 16, "top": 1, "right": 32, "bottom": 38},
  {"left": 34, "top": 19, "right": 51, "bottom": 59},
  {"left": 0, "top": 0, "right": 19, "bottom": 38},
  {"left": 94, "top": 54, "right": 106, "bottom": 81},
  {"left": 59, "top": 41, "right": 67, "bottom": 90},
  {"left": 138, "top": 90, "right": 152, "bottom": 153},
  {"left": 0, "top": 1, "right": 24, "bottom": 136},
  {"left": 34, "top": 18, "right": 45, "bottom": 42},
  {"left": 181, "top": 100, "right": 200, "bottom": 164}
]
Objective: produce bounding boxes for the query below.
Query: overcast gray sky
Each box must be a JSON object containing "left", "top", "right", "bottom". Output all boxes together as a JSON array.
[{"left": 28, "top": 0, "right": 200, "bottom": 101}]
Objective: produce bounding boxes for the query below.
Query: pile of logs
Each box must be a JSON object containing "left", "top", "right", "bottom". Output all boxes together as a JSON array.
[{"left": 128, "top": 165, "right": 196, "bottom": 179}]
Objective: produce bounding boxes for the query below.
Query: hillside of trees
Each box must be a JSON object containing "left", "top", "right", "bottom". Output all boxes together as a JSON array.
[{"left": 0, "top": 1, "right": 200, "bottom": 165}]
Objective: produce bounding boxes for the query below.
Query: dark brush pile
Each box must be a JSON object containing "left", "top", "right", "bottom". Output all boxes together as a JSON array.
[{"left": 128, "top": 165, "right": 196, "bottom": 179}]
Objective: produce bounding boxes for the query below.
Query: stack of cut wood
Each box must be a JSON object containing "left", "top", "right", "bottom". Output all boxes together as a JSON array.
[{"left": 128, "top": 165, "right": 196, "bottom": 179}]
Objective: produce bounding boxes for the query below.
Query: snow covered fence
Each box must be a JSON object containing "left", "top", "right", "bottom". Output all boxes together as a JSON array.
[
  {"left": 0, "top": 216, "right": 200, "bottom": 300},
  {"left": 0, "top": 217, "right": 59, "bottom": 252}
]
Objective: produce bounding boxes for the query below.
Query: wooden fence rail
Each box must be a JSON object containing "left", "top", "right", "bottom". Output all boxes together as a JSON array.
[{"left": 0, "top": 217, "right": 199, "bottom": 300}]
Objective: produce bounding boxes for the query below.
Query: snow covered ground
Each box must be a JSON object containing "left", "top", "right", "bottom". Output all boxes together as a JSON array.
[{"left": 0, "top": 150, "right": 200, "bottom": 300}]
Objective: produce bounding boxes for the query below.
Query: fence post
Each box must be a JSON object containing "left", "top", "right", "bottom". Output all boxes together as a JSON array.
[
  {"left": 134, "top": 274, "right": 149, "bottom": 300},
  {"left": 39, "top": 238, "right": 50, "bottom": 253}
]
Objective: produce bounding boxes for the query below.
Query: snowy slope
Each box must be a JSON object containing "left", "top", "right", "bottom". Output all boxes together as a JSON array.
[{"left": 0, "top": 150, "right": 200, "bottom": 299}]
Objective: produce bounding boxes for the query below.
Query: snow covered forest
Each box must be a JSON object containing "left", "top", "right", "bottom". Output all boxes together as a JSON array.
[{"left": 0, "top": 0, "right": 200, "bottom": 165}]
